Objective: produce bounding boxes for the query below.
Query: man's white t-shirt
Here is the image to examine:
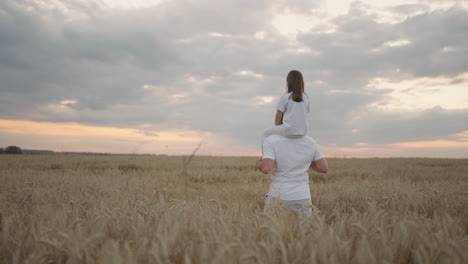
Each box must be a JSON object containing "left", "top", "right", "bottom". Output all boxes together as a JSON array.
[
  {"left": 276, "top": 92, "right": 310, "bottom": 136},
  {"left": 262, "top": 134, "right": 323, "bottom": 200}
]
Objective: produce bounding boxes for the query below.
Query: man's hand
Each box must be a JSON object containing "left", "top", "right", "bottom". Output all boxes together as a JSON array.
[
  {"left": 256, "top": 158, "right": 262, "bottom": 168},
  {"left": 257, "top": 158, "right": 275, "bottom": 174},
  {"left": 310, "top": 158, "right": 328, "bottom": 173}
]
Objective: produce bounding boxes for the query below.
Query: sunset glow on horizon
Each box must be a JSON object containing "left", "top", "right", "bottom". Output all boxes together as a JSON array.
[
  {"left": 1, "top": 119, "right": 467, "bottom": 158},
  {"left": 0, "top": 119, "right": 203, "bottom": 155}
]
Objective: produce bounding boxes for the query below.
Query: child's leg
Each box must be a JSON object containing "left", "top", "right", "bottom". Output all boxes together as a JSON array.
[
  {"left": 262, "top": 125, "right": 288, "bottom": 146},
  {"left": 261, "top": 125, "right": 288, "bottom": 156}
]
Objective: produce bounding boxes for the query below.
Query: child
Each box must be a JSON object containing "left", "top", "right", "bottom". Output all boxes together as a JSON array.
[{"left": 262, "top": 70, "right": 310, "bottom": 145}]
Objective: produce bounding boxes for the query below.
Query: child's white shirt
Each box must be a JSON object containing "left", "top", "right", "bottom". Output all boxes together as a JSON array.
[{"left": 276, "top": 92, "right": 310, "bottom": 136}]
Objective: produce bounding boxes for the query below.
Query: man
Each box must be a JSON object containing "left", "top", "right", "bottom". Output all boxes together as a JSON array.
[{"left": 256, "top": 134, "right": 328, "bottom": 215}]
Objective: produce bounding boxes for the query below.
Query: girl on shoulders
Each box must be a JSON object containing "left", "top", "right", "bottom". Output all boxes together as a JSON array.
[{"left": 262, "top": 70, "right": 310, "bottom": 145}]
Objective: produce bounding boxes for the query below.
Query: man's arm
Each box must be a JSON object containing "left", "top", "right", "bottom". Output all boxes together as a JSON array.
[
  {"left": 257, "top": 158, "right": 275, "bottom": 174},
  {"left": 310, "top": 158, "right": 328, "bottom": 173}
]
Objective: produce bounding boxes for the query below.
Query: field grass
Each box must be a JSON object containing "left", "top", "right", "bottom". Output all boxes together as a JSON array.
[{"left": 1, "top": 155, "right": 467, "bottom": 263}]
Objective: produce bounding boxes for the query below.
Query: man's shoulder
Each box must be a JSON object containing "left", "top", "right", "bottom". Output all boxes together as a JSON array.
[{"left": 300, "top": 136, "right": 317, "bottom": 144}]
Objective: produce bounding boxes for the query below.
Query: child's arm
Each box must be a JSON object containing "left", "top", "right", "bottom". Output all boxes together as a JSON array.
[{"left": 274, "top": 110, "right": 284, "bottom": 125}]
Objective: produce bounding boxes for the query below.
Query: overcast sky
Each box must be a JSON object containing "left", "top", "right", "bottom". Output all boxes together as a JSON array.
[{"left": 1, "top": 0, "right": 467, "bottom": 157}]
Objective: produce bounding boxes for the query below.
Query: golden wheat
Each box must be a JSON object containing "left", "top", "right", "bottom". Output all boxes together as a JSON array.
[{"left": 0, "top": 155, "right": 467, "bottom": 263}]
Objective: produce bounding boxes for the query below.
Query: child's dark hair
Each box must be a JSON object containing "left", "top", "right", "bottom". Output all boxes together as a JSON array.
[{"left": 286, "top": 70, "right": 304, "bottom": 102}]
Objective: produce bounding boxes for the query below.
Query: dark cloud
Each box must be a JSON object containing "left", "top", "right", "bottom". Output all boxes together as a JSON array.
[
  {"left": 0, "top": 0, "right": 467, "bottom": 154},
  {"left": 355, "top": 107, "right": 468, "bottom": 144},
  {"left": 298, "top": 4, "right": 468, "bottom": 86},
  {"left": 390, "top": 3, "right": 431, "bottom": 15},
  {"left": 293, "top": 3, "right": 468, "bottom": 146}
]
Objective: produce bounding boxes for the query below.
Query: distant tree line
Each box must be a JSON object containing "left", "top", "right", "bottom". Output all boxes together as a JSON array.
[{"left": 0, "top": 145, "right": 23, "bottom": 154}]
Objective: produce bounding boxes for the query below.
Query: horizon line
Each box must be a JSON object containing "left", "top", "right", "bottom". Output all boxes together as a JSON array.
[{"left": 10, "top": 148, "right": 468, "bottom": 159}]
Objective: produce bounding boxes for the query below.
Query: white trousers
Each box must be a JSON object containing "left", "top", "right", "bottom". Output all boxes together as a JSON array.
[{"left": 265, "top": 195, "right": 312, "bottom": 216}]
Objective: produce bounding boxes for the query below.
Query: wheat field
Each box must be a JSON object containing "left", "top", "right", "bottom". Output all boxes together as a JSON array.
[{"left": 0, "top": 155, "right": 467, "bottom": 263}]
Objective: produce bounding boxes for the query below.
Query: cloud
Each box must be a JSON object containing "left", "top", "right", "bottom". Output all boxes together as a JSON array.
[
  {"left": 352, "top": 107, "right": 468, "bottom": 144},
  {"left": 297, "top": 4, "right": 468, "bottom": 86},
  {"left": 291, "top": 3, "right": 468, "bottom": 147},
  {"left": 0, "top": 0, "right": 467, "bottom": 156}
]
